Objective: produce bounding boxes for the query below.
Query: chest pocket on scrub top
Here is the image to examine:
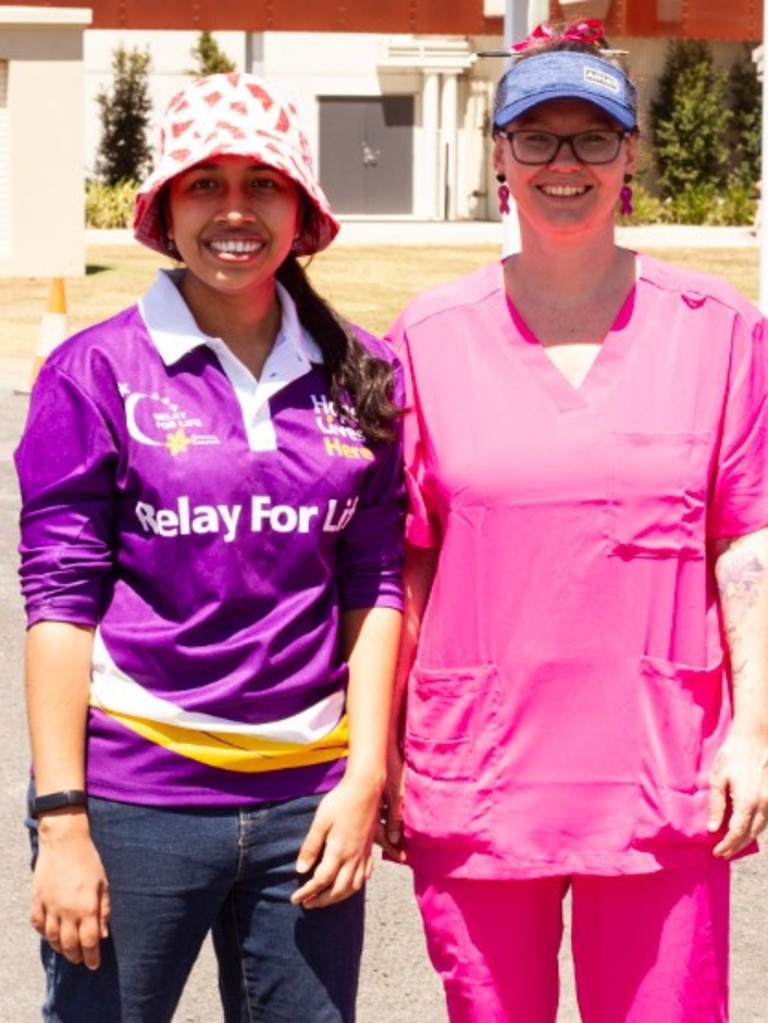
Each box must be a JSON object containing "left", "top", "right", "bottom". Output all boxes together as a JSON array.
[{"left": 605, "top": 430, "right": 711, "bottom": 559}]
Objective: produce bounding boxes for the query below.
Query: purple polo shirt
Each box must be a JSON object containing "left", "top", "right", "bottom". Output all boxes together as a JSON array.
[{"left": 16, "top": 271, "right": 404, "bottom": 806}]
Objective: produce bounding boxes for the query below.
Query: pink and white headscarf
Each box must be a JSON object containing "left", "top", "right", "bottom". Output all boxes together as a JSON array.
[{"left": 134, "top": 72, "right": 340, "bottom": 257}]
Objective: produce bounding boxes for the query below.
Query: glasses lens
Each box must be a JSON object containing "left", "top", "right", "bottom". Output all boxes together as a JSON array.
[
  {"left": 572, "top": 132, "right": 622, "bottom": 164},
  {"left": 510, "top": 131, "right": 559, "bottom": 164},
  {"left": 509, "top": 131, "right": 622, "bottom": 165}
]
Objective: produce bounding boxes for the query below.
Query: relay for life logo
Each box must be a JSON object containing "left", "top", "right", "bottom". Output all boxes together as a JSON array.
[{"left": 119, "top": 383, "right": 220, "bottom": 454}]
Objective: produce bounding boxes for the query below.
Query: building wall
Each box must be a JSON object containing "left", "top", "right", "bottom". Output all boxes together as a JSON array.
[
  {"left": 80, "top": 26, "right": 756, "bottom": 222},
  {"left": 0, "top": 7, "right": 91, "bottom": 277},
  {"left": 6, "top": 0, "right": 765, "bottom": 38},
  {"left": 2, "top": 0, "right": 502, "bottom": 34}
]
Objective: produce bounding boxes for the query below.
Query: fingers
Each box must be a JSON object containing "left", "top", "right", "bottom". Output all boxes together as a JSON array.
[
  {"left": 294, "top": 815, "right": 325, "bottom": 878},
  {"left": 32, "top": 905, "right": 106, "bottom": 970},
  {"left": 706, "top": 771, "right": 728, "bottom": 838},
  {"left": 31, "top": 881, "right": 110, "bottom": 969},
  {"left": 291, "top": 794, "right": 377, "bottom": 909},
  {"left": 713, "top": 802, "right": 768, "bottom": 858},
  {"left": 376, "top": 756, "right": 408, "bottom": 863},
  {"left": 374, "top": 799, "right": 408, "bottom": 864},
  {"left": 708, "top": 744, "right": 768, "bottom": 858},
  {"left": 385, "top": 794, "right": 404, "bottom": 848},
  {"left": 99, "top": 885, "right": 111, "bottom": 940},
  {"left": 292, "top": 847, "right": 373, "bottom": 909}
]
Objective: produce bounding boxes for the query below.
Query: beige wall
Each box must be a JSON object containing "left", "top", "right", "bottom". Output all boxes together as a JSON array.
[{"left": 0, "top": 7, "right": 91, "bottom": 277}]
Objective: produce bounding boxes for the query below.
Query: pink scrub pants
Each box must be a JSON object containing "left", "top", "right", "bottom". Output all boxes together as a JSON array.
[{"left": 413, "top": 858, "right": 729, "bottom": 1023}]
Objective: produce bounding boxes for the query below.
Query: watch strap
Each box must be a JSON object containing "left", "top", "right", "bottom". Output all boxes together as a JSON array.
[{"left": 29, "top": 789, "right": 88, "bottom": 818}]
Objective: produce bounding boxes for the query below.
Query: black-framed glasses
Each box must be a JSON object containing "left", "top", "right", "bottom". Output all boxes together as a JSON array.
[{"left": 495, "top": 129, "right": 630, "bottom": 166}]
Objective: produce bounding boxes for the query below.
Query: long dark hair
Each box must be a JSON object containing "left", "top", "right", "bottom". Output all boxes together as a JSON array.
[{"left": 277, "top": 251, "right": 399, "bottom": 445}]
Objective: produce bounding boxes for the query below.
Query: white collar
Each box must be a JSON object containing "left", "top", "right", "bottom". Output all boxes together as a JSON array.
[{"left": 138, "top": 268, "right": 324, "bottom": 370}]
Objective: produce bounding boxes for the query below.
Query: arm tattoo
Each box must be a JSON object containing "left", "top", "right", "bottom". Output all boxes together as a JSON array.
[
  {"left": 716, "top": 550, "right": 765, "bottom": 626},
  {"left": 715, "top": 543, "right": 766, "bottom": 687}
]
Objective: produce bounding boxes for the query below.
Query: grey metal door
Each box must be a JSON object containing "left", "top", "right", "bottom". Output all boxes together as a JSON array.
[{"left": 319, "top": 96, "right": 414, "bottom": 215}]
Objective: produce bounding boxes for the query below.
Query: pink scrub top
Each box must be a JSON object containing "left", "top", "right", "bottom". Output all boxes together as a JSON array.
[{"left": 387, "top": 254, "right": 768, "bottom": 879}]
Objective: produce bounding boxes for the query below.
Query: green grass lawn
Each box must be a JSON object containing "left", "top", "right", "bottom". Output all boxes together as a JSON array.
[{"left": 0, "top": 243, "right": 760, "bottom": 362}]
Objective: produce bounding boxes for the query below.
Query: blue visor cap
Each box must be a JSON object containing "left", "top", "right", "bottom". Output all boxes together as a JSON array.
[{"left": 493, "top": 51, "right": 638, "bottom": 131}]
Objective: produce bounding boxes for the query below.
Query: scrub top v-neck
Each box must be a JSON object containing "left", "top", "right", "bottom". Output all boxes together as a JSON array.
[
  {"left": 499, "top": 268, "right": 638, "bottom": 410},
  {"left": 388, "top": 254, "right": 768, "bottom": 880}
]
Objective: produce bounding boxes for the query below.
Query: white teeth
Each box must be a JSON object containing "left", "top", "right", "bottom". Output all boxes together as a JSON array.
[
  {"left": 210, "top": 239, "right": 262, "bottom": 254},
  {"left": 542, "top": 185, "right": 587, "bottom": 197}
]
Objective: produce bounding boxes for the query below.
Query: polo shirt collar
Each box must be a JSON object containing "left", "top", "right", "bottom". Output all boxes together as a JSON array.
[{"left": 138, "top": 268, "right": 323, "bottom": 371}]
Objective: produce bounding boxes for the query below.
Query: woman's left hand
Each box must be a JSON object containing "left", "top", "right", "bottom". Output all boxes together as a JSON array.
[
  {"left": 290, "top": 775, "right": 380, "bottom": 908},
  {"left": 707, "top": 727, "right": 768, "bottom": 857}
]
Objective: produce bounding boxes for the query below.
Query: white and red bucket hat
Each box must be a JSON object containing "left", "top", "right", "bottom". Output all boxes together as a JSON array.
[{"left": 134, "top": 72, "right": 340, "bottom": 257}]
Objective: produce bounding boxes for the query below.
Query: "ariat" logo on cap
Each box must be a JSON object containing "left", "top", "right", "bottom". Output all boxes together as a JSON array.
[{"left": 584, "top": 67, "right": 620, "bottom": 94}]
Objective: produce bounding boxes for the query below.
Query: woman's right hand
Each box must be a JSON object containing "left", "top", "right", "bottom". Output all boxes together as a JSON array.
[
  {"left": 31, "top": 810, "right": 110, "bottom": 970},
  {"left": 376, "top": 740, "right": 408, "bottom": 864}
]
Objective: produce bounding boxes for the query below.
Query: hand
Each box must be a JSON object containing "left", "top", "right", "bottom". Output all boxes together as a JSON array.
[
  {"left": 375, "top": 741, "right": 408, "bottom": 864},
  {"left": 291, "top": 775, "right": 381, "bottom": 909},
  {"left": 707, "top": 729, "right": 768, "bottom": 857},
  {"left": 31, "top": 811, "right": 110, "bottom": 969}
]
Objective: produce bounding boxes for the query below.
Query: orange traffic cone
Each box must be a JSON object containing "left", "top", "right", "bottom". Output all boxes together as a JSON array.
[{"left": 29, "top": 277, "right": 68, "bottom": 389}]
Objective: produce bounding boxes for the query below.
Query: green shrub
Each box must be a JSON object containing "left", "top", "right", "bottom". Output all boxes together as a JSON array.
[
  {"left": 85, "top": 179, "right": 138, "bottom": 229},
  {"left": 707, "top": 177, "right": 759, "bottom": 226},
  {"left": 651, "top": 41, "right": 731, "bottom": 200},
  {"left": 662, "top": 183, "right": 719, "bottom": 225}
]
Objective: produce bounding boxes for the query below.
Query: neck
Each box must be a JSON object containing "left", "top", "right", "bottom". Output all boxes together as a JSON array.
[
  {"left": 180, "top": 273, "right": 283, "bottom": 378},
  {"left": 504, "top": 221, "right": 637, "bottom": 351},
  {"left": 510, "top": 220, "right": 626, "bottom": 304}
]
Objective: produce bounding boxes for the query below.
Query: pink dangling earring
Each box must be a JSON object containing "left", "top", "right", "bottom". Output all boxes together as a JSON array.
[
  {"left": 496, "top": 174, "right": 511, "bottom": 216},
  {"left": 619, "top": 175, "right": 634, "bottom": 217}
]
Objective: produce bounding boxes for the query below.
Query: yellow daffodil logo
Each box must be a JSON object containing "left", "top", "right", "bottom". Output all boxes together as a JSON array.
[{"left": 165, "top": 429, "right": 191, "bottom": 456}]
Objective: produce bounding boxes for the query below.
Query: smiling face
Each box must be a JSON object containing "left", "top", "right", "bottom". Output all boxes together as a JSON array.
[
  {"left": 166, "top": 154, "right": 303, "bottom": 304},
  {"left": 493, "top": 97, "right": 637, "bottom": 241}
]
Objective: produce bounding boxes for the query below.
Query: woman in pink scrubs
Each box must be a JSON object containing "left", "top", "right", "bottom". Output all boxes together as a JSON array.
[{"left": 382, "top": 19, "right": 768, "bottom": 1023}]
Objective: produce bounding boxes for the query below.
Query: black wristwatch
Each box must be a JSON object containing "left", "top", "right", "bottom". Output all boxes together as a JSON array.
[{"left": 29, "top": 790, "right": 88, "bottom": 819}]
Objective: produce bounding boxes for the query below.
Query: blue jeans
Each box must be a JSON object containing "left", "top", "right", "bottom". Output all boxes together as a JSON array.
[{"left": 27, "top": 793, "right": 365, "bottom": 1023}]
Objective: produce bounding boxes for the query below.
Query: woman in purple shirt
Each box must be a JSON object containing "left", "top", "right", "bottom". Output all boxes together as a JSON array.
[{"left": 15, "top": 72, "right": 404, "bottom": 1022}]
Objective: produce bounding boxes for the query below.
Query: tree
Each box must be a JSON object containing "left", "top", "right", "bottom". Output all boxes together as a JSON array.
[
  {"left": 189, "top": 31, "right": 236, "bottom": 76},
  {"left": 650, "top": 40, "right": 731, "bottom": 199},
  {"left": 726, "top": 51, "right": 762, "bottom": 187},
  {"left": 95, "top": 46, "right": 153, "bottom": 186}
]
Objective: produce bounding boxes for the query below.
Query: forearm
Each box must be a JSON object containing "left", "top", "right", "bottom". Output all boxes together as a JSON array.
[
  {"left": 714, "top": 528, "right": 768, "bottom": 736},
  {"left": 26, "top": 621, "right": 95, "bottom": 793},
  {"left": 340, "top": 605, "right": 403, "bottom": 787},
  {"left": 709, "top": 527, "right": 768, "bottom": 854}
]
